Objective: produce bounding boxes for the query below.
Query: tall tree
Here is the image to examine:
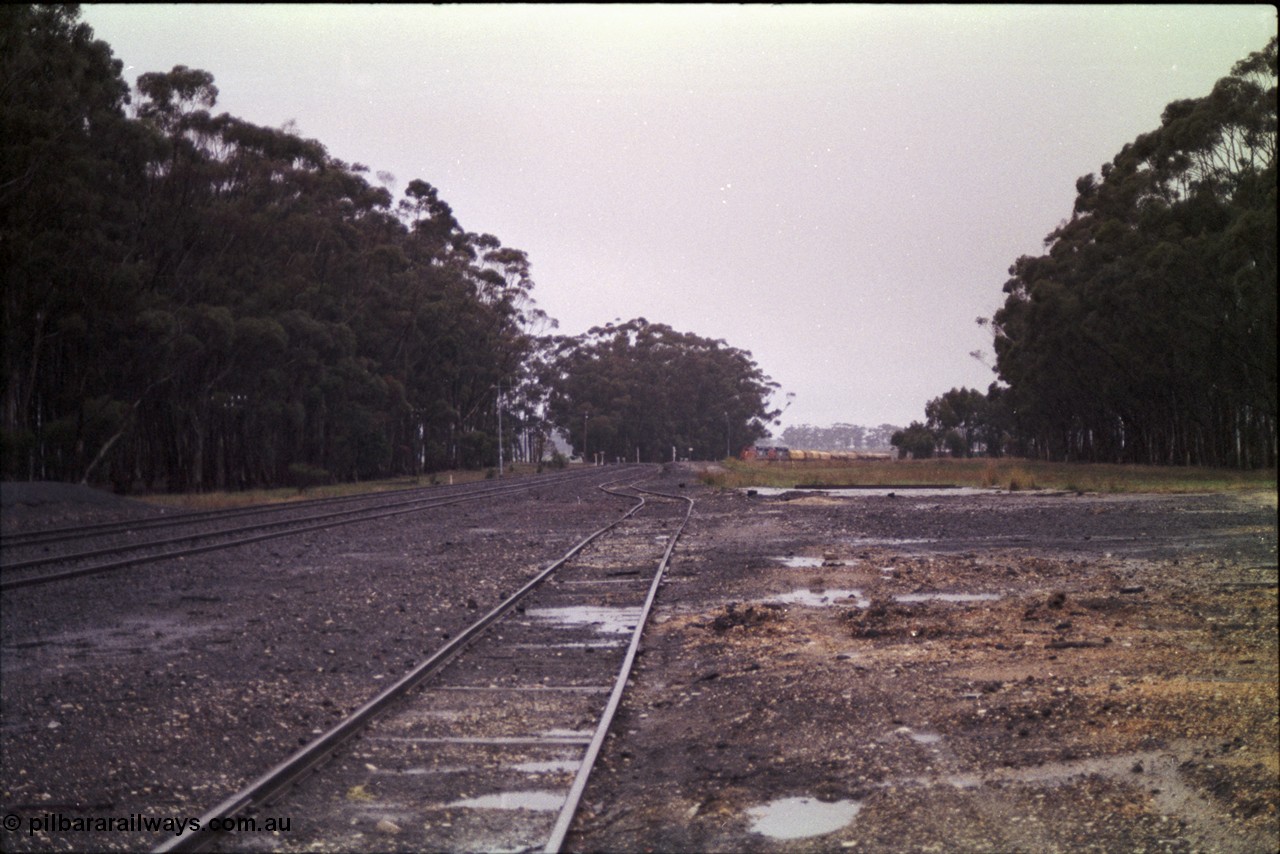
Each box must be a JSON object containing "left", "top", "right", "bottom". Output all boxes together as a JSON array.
[
  {"left": 1, "top": 4, "right": 155, "bottom": 481},
  {"left": 987, "top": 37, "right": 1276, "bottom": 467},
  {"left": 2, "top": 7, "right": 552, "bottom": 488},
  {"left": 543, "top": 319, "right": 779, "bottom": 462}
]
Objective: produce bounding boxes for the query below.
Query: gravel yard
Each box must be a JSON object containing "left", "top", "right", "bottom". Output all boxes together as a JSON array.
[
  {"left": 2, "top": 469, "right": 1276, "bottom": 852},
  {"left": 1, "top": 472, "right": 634, "bottom": 851},
  {"left": 566, "top": 477, "right": 1278, "bottom": 853}
]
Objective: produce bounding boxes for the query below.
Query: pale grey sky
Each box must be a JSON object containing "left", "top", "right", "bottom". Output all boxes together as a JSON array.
[{"left": 80, "top": 4, "right": 1277, "bottom": 432}]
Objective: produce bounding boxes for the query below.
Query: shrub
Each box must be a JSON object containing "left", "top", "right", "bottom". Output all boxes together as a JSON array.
[{"left": 1006, "top": 467, "right": 1036, "bottom": 491}]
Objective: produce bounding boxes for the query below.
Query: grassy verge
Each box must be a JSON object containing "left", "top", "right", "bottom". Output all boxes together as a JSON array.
[
  {"left": 701, "top": 457, "right": 1277, "bottom": 494},
  {"left": 135, "top": 462, "right": 553, "bottom": 511}
]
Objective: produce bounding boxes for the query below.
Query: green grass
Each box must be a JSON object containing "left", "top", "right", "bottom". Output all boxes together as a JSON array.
[
  {"left": 135, "top": 462, "right": 550, "bottom": 511},
  {"left": 701, "top": 457, "right": 1278, "bottom": 494}
]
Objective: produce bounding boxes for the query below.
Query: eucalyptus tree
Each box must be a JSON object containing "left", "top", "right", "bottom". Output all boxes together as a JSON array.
[
  {"left": 543, "top": 319, "right": 779, "bottom": 461},
  {"left": 925, "top": 387, "right": 989, "bottom": 457},
  {"left": 0, "top": 4, "right": 167, "bottom": 482},
  {"left": 2, "top": 5, "right": 551, "bottom": 488},
  {"left": 989, "top": 37, "right": 1276, "bottom": 467}
]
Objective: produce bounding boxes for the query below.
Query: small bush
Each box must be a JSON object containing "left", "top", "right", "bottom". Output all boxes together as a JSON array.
[
  {"left": 1006, "top": 467, "right": 1036, "bottom": 491},
  {"left": 697, "top": 469, "right": 719, "bottom": 486}
]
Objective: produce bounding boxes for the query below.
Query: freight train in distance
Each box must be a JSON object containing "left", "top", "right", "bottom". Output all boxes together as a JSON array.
[{"left": 739, "top": 446, "right": 892, "bottom": 462}]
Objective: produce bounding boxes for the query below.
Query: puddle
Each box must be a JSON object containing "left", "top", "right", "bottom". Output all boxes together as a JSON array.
[
  {"left": 934, "top": 773, "right": 983, "bottom": 789},
  {"left": 773, "top": 556, "right": 826, "bottom": 568},
  {"left": 3, "top": 616, "right": 219, "bottom": 671},
  {"left": 747, "top": 487, "right": 996, "bottom": 498},
  {"left": 446, "top": 790, "right": 566, "bottom": 811},
  {"left": 887, "top": 749, "right": 1215, "bottom": 815},
  {"left": 524, "top": 605, "right": 642, "bottom": 634},
  {"left": 513, "top": 640, "right": 625, "bottom": 649},
  {"left": 894, "top": 593, "right": 1002, "bottom": 604},
  {"left": 510, "top": 759, "right": 581, "bottom": 774},
  {"left": 746, "top": 796, "right": 862, "bottom": 839},
  {"left": 896, "top": 727, "right": 943, "bottom": 744},
  {"left": 767, "top": 588, "right": 868, "bottom": 608},
  {"left": 850, "top": 537, "right": 938, "bottom": 547}
]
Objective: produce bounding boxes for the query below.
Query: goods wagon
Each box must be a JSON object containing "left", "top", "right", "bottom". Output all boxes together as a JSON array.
[
  {"left": 741, "top": 445, "right": 790, "bottom": 461},
  {"left": 741, "top": 446, "right": 893, "bottom": 462}
]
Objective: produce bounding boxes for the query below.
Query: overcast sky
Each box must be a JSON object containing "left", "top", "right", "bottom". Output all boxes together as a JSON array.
[{"left": 80, "top": 4, "right": 1277, "bottom": 432}]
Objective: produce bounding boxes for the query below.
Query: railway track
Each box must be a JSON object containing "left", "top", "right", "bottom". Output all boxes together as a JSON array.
[
  {"left": 0, "top": 467, "right": 626, "bottom": 591},
  {"left": 154, "top": 474, "right": 692, "bottom": 853}
]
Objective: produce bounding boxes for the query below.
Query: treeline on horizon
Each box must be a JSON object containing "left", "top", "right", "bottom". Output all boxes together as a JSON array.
[
  {"left": 898, "top": 38, "right": 1276, "bottom": 469},
  {"left": 774, "top": 423, "right": 901, "bottom": 453},
  {"left": 1, "top": 5, "right": 780, "bottom": 491}
]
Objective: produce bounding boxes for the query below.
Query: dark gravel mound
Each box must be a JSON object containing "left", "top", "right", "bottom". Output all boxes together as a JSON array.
[
  {"left": 1, "top": 481, "right": 160, "bottom": 533},
  {"left": 0, "top": 481, "right": 147, "bottom": 509}
]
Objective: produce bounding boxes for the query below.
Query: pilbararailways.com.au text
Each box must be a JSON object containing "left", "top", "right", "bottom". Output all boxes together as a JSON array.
[{"left": 6, "top": 811, "right": 291, "bottom": 837}]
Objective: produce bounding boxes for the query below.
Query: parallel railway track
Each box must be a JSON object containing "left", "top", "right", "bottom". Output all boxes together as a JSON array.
[{"left": 0, "top": 467, "right": 628, "bottom": 591}]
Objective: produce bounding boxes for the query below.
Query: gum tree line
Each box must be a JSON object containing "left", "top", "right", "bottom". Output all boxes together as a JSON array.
[
  {"left": 2, "top": 6, "right": 780, "bottom": 489},
  {"left": 907, "top": 38, "right": 1277, "bottom": 468},
  {"left": 778, "top": 423, "right": 902, "bottom": 453},
  {"left": 2, "top": 5, "right": 545, "bottom": 489},
  {"left": 541, "top": 319, "right": 779, "bottom": 462}
]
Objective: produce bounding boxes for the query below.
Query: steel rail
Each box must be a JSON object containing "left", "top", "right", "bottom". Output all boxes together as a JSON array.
[
  {"left": 0, "top": 467, "right": 609, "bottom": 549},
  {"left": 543, "top": 481, "right": 694, "bottom": 853},
  {"left": 0, "top": 485, "right": 433, "bottom": 548},
  {"left": 153, "top": 472, "right": 656, "bottom": 854},
  {"left": 0, "top": 467, "right": 640, "bottom": 592},
  {"left": 1, "top": 470, "right": 602, "bottom": 573}
]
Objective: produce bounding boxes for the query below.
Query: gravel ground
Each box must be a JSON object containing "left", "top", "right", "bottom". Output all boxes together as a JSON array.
[
  {"left": 1, "top": 469, "right": 1276, "bottom": 853},
  {"left": 1, "top": 482, "right": 166, "bottom": 534},
  {"left": 0, "top": 469, "right": 638, "bottom": 852},
  {"left": 566, "top": 476, "right": 1278, "bottom": 853}
]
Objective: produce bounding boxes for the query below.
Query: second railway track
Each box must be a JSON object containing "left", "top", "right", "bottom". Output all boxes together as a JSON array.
[
  {"left": 0, "top": 467, "right": 629, "bottom": 591},
  {"left": 160, "top": 475, "right": 692, "bottom": 853}
]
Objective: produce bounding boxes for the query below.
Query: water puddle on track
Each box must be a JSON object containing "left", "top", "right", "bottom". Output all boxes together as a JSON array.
[
  {"left": 445, "top": 790, "right": 566, "bottom": 811},
  {"left": 746, "top": 796, "right": 863, "bottom": 839},
  {"left": 524, "top": 605, "right": 642, "bottom": 634}
]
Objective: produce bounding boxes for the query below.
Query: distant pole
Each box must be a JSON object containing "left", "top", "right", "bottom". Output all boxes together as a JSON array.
[{"left": 497, "top": 385, "right": 503, "bottom": 478}]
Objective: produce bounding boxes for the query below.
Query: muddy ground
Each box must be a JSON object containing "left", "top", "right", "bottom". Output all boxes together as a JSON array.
[
  {"left": 1, "top": 468, "right": 1276, "bottom": 852},
  {"left": 566, "top": 473, "right": 1278, "bottom": 853}
]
